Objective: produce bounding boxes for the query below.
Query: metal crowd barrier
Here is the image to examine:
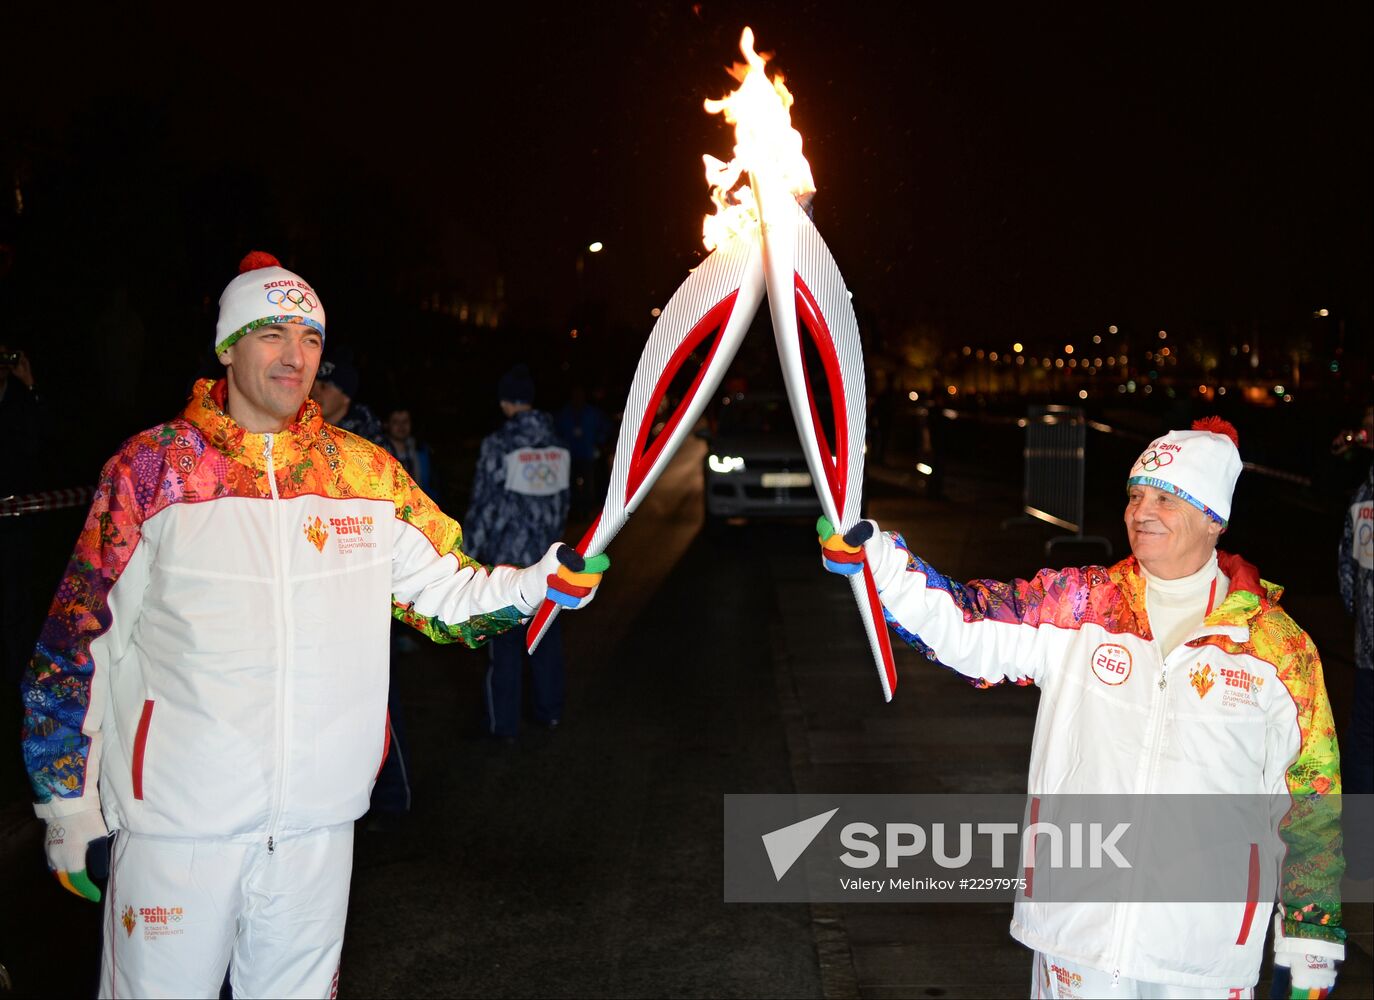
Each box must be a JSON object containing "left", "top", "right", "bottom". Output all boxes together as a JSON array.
[{"left": 1015, "top": 406, "right": 1112, "bottom": 557}]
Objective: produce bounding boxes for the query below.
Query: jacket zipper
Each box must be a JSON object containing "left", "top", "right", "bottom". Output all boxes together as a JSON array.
[
  {"left": 1109, "top": 572, "right": 1233, "bottom": 983},
  {"left": 1108, "top": 642, "right": 1174, "bottom": 982},
  {"left": 264, "top": 434, "right": 288, "bottom": 856}
]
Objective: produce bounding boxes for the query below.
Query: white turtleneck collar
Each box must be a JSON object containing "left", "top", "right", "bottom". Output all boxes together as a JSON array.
[{"left": 1140, "top": 551, "right": 1228, "bottom": 657}]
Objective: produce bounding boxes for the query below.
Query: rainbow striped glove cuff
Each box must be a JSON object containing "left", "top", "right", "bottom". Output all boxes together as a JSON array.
[
  {"left": 546, "top": 545, "right": 610, "bottom": 609},
  {"left": 818, "top": 516, "right": 873, "bottom": 576}
]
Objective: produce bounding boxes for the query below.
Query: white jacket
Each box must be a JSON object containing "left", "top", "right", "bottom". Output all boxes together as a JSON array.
[
  {"left": 23, "top": 379, "right": 542, "bottom": 840},
  {"left": 863, "top": 530, "right": 1345, "bottom": 989}
]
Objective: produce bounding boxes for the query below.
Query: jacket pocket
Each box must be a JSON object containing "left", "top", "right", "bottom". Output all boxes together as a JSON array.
[
  {"left": 132, "top": 699, "right": 155, "bottom": 801},
  {"left": 1235, "top": 842, "right": 1260, "bottom": 944}
]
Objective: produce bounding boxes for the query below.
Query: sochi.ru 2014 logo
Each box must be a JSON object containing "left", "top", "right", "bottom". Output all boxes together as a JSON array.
[
  {"left": 303, "top": 516, "right": 330, "bottom": 552},
  {"left": 1189, "top": 663, "right": 1215, "bottom": 699},
  {"left": 134, "top": 905, "right": 185, "bottom": 940},
  {"left": 121, "top": 905, "right": 136, "bottom": 937}
]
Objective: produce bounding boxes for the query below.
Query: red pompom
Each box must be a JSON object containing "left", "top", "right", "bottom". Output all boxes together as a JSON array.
[
  {"left": 238, "top": 250, "right": 281, "bottom": 274},
  {"left": 1192, "top": 415, "right": 1239, "bottom": 447}
]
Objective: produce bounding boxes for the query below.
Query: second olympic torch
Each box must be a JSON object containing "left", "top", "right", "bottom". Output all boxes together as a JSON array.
[{"left": 528, "top": 27, "right": 897, "bottom": 701}]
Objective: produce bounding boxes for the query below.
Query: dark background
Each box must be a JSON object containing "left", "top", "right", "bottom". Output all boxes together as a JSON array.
[{"left": 2, "top": 2, "right": 1370, "bottom": 489}]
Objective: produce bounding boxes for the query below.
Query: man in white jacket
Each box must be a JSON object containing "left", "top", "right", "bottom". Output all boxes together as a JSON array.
[
  {"left": 821, "top": 418, "right": 1344, "bottom": 999},
  {"left": 21, "top": 251, "right": 608, "bottom": 999}
]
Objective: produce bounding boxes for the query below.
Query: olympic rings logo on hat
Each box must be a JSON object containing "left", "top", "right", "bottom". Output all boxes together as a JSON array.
[
  {"left": 1136, "top": 449, "right": 1174, "bottom": 473},
  {"left": 266, "top": 288, "right": 318, "bottom": 312}
]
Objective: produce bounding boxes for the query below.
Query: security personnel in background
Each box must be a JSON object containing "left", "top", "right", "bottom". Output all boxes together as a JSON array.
[{"left": 463, "top": 364, "right": 572, "bottom": 741}]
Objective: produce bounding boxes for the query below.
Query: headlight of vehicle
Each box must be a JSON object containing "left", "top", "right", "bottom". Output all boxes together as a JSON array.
[{"left": 708, "top": 454, "right": 746, "bottom": 474}]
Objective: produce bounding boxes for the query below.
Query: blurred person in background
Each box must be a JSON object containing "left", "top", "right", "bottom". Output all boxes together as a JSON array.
[
  {"left": 311, "top": 349, "right": 384, "bottom": 445},
  {"left": 369, "top": 405, "right": 439, "bottom": 826},
  {"left": 1335, "top": 403, "right": 1373, "bottom": 880},
  {"left": 314, "top": 352, "right": 408, "bottom": 827},
  {"left": 464, "top": 364, "right": 572, "bottom": 742},
  {"left": 383, "top": 405, "right": 437, "bottom": 497},
  {"left": 556, "top": 383, "right": 611, "bottom": 521}
]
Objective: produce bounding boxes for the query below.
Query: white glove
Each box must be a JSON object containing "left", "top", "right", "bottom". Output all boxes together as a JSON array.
[
  {"left": 516, "top": 543, "right": 609, "bottom": 613},
  {"left": 1275, "top": 949, "right": 1337, "bottom": 996},
  {"left": 44, "top": 809, "right": 109, "bottom": 902}
]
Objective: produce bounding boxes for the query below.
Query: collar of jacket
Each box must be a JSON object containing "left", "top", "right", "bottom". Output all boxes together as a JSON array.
[
  {"left": 183, "top": 378, "right": 324, "bottom": 474},
  {"left": 1114, "top": 551, "right": 1281, "bottom": 646}
]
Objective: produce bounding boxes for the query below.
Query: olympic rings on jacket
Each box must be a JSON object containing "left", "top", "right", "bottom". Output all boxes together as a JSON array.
[
  {"left": 523, "top": 463, "right": 558, "bottom": 486},
  {"left": 266, "top": 288, "right": 319, "bottom": 312}
]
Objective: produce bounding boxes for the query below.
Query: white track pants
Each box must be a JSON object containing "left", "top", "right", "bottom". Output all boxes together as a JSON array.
[
  {"left": 1031, "top": 952, "right": 1255, "bottom": 999},
  {"left": 100, "top": 824, "right": 354, "bottom": 999}
]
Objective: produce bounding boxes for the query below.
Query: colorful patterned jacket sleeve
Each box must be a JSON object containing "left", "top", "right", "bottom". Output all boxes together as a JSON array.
[
  {"left": 21, "top": 444, "right": 152, "bottom": 818},
  {"left": 384, "top": 444, "right": 528, "bottom": 648},
  {"left": 867, "top": 531, "right": 1109, "bottom": 687},
  {"left": 1266, "top": 612, "right": 1346, "bottom": 951}
]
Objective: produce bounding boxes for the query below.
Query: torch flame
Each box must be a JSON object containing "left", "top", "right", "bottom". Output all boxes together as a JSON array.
[{"left": 702, "top": 27, "right": 816, "bottom": 251}]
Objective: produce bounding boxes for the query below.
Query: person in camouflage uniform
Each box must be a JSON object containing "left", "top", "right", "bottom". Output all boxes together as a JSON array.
[{"left": 463, "top": 365, "right": 572, "bottom": 740}]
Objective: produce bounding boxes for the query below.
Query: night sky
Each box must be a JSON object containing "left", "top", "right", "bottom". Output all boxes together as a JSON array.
[{"left": 2, "top": 3, "right": 1370, "bottom": 387}]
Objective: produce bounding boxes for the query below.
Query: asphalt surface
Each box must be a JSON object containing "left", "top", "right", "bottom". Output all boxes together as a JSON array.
[{"left": 2, "top": 426, "right": 1370, "bottom": 998}]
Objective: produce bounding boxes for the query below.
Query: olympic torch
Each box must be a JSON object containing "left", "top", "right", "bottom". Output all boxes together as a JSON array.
[
  {"left": 525, "top": 239, "right": 765, "bottom": 653},
  {"left": 527, "top": 27, "right": 898, "bottom": 702}
]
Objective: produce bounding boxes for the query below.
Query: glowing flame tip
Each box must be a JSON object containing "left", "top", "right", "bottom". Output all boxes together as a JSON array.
[{"left": 701, "top": 27, "right": 815, "bottom": 251}]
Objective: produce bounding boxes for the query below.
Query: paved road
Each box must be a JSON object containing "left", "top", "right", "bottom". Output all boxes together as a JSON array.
[{"left": 342, "top": 437, "right": 823, "bottom": 997}]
